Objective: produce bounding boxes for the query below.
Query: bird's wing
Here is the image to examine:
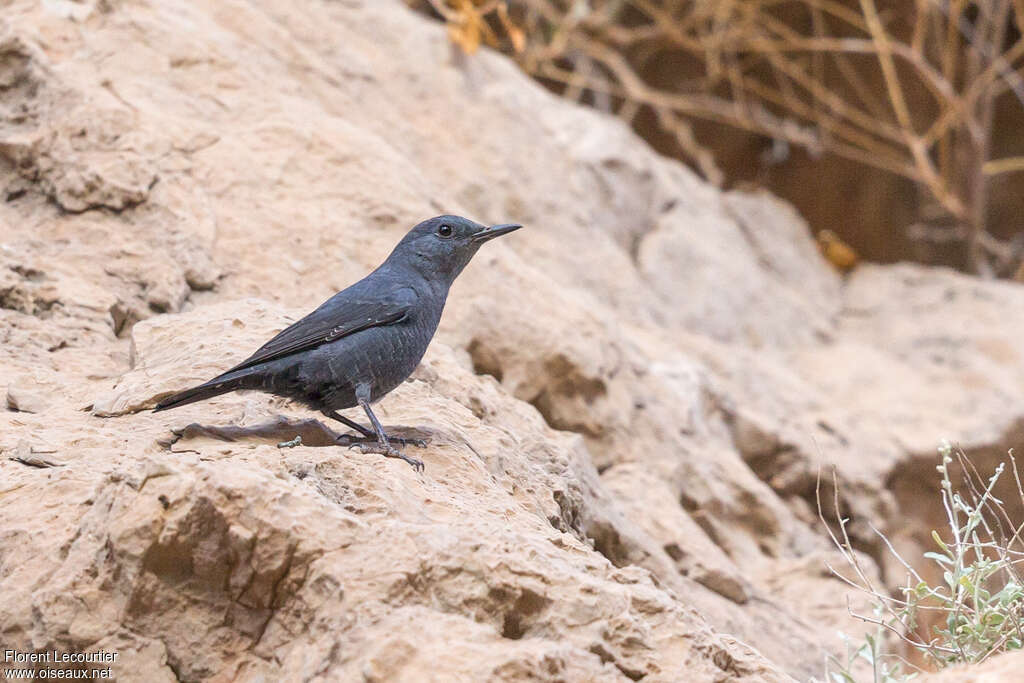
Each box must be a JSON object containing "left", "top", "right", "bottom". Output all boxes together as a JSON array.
[{"left": 221, "top": 285, "right": 417, "bottom": 375}]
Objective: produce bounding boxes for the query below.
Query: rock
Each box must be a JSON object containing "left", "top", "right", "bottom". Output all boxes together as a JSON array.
[
  {"left": 92, "top": 298, "right": 293, "bottom": 416},
  {"left": 1, "top": 0, "right": 1023, "bottom": 680},
  {"left": 6, "top": 381, "right": 47, "bottom": 413},
  {"left": 4, "top": 315, "right": 793, "bottom": 681},
  {"left": 918, "top": 650, "right": 1024, "bottom": 682}
]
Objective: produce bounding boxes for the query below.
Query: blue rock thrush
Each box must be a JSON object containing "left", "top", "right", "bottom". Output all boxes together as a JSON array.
[{"left": 154, "top": 215, "right": 522, "bottom": 470}]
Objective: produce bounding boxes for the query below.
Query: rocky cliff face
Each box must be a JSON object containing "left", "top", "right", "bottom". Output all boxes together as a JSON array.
[{"left": 2, "top": 1, "right": 1024, "bottom": 681}]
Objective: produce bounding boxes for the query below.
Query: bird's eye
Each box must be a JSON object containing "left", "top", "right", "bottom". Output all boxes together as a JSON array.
[{"left": 437, "top": 224, "right": 453, "bottom": 238}]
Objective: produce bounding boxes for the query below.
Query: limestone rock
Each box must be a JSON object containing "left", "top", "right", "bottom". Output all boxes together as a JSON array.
[
  {"left": 918, "top": 650, "right": 1024, "bottom": 682},
  {"left": 1, "top": 0, "right": 1024, "bottom": 680}
]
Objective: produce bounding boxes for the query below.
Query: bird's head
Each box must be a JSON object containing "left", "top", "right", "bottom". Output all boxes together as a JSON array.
[{"left": 387, "top": 215, "right": 522, "bottom": 284}]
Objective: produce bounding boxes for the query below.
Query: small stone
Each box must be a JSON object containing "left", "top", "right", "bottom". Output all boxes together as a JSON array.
[{"left": 6, "top": 382, "right": 48, "bottom": 413}]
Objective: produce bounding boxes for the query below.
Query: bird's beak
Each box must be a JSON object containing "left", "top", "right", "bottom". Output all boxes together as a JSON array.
[{"left": 472, "top": 223, "right": 522, "bottom": 243}]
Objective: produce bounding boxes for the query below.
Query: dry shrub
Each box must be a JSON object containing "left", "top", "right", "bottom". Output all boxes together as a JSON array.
[
  {"left": 410, "top": 0, "right": 1024, "bottom": 277},
  {"left": 820, "top": 443, "right": 1024, "bottom": 680}
]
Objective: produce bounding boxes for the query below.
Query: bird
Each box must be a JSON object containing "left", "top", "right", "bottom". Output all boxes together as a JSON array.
[{"left": 154, "top": 215, "right": 522, "bottom": 470}]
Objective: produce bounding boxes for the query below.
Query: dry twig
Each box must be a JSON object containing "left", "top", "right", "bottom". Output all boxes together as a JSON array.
[{"left": 411, "top": 0, "right": 1024, "bottom": 275}]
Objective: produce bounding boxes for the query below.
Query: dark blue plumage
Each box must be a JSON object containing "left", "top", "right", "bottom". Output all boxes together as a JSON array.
[{"left": 154, "top": 215, "right": 521, "bottom": 469}]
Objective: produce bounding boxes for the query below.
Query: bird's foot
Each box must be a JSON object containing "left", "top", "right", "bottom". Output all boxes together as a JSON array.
[
  {"left": 277, "top": 435, "right": 303, "bottom": 449},
  {"left": 336, "top": 433, "right": 428, "bottom": 448},
  {"left": 349, "top": 441, "right": 424, "bottom": 472}
]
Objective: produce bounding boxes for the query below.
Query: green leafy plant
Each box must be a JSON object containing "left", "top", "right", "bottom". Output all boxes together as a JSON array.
[
  {"left": 824, "top": 609, "right": 915, "bottom": 683},
  {"left": 820, "top": 442, "right": 1024, "bottom": 681}
]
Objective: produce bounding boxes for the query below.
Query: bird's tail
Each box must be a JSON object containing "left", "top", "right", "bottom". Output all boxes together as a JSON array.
[{"left": 153, "top": 372, "right": 250, "bottom": 412}]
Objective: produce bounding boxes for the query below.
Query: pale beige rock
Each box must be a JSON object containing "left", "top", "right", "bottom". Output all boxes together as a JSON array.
[
  {"left": 92, "top": 299, "right": 295, "bottom": 416},
  {"left": 918, "top": 650, "right": 1024, "bottom": 682},
  {"left": 2, "top": 312, "right": 794, "bottom": 681},
  {"left": 6, "top": 381, "right": 47, "bottom": 413},
  {"left": 1, "top": 0, "right": 1024, "bottom": 681}
]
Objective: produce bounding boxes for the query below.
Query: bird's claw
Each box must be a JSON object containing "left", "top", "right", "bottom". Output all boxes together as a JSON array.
[
  {"left": 402, "top": 454, "right": 426, "bottom": 473},
  {"left": 277, "top": 435, "right": 303, "bottom": 449},
  {"left": 336, "top": 433, "right": 428, "bottom": 449},
  {"left": 350, "top": 441, "right": 425, "bottom": 472}
]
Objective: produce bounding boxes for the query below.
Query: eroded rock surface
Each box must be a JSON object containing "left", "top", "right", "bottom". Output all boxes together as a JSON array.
[
  {"left": 2, "top": 0, "right": 1024, "bottom": 681},
  {"left": 919, "top": 650, "right": 1024, "bottom": 682}
]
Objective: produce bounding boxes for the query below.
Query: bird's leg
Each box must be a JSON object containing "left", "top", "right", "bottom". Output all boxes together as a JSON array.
[
  {"left": 323, "top": 409, "right": 427, "bottom": 448},
  {"left": 349, "top": 398, "right": 424, "bottom": 472},
  {"left": 322, "top": 409, "right": 375, "bottom": 438}
]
